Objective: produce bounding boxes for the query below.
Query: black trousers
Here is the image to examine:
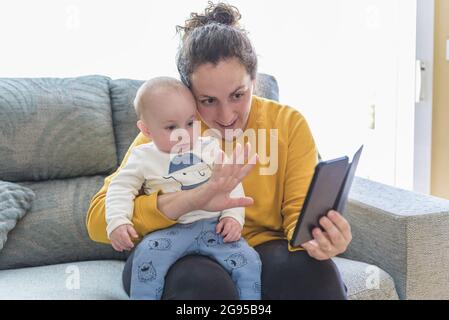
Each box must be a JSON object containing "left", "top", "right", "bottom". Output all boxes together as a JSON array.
[{"left": 122, "top": 239, "right": 347, "bottom": 300}]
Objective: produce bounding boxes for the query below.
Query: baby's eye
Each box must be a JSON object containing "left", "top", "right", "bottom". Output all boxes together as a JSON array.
[
  {"left": 187, "top": 120, "right": 194, "bottom": 127},
  {"left": 166, "top": 125, "right": 177, "bottom": 131}
]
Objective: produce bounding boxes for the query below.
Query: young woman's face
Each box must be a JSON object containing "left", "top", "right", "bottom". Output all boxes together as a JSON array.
[{"left": 190, "top": 58, "right": 255, "bottom": 140}]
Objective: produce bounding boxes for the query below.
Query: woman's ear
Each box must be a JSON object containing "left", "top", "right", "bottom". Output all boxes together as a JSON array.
[{"left": 137, "top": 120, "right": 152, "bottom": 139}]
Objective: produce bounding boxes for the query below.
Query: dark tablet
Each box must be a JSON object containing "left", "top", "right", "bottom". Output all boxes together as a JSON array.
[{"left": 290, "top": 146, "right": 363, "bottom": 247}]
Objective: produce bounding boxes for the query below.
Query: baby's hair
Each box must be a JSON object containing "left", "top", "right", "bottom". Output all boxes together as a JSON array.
[{"left": 133, "top": 77, "right": 187, "bottom": 119}]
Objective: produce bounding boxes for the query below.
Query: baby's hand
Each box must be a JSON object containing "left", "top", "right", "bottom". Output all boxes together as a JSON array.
[
  {"left": 216, "top": 217, "right": 242, "bottom": 243},
  {"left": 110, "top": 224, "right": 139, "bottom": 252}
]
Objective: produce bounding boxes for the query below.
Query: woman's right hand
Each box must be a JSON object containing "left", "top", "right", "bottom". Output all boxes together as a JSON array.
[{"left": 194, "top": 142, "right": 258, "bottom": 212}]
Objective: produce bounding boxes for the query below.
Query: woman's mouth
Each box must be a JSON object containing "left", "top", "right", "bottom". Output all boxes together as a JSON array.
[{"left": 216, "top": 117, "right": 238, "bottom": 129}]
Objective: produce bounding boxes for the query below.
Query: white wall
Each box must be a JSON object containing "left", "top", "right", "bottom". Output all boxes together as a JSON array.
[{"left": 0, "top": 0, "right": 420, "bottom": 188}]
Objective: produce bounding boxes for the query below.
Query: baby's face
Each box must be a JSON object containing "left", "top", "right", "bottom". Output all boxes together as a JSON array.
[{"left": 142, "top": 87, "right": 198, "bottom": 153}]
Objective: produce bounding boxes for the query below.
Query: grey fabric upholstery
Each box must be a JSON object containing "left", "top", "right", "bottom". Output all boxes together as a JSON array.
[
  {"left": 342, "top": 177, "right": 449, "bottom": 299},
  {"left": 0, "top": 181, "right": 35, "bottom": 251},
  {"left": 0, "top": 75, "right": 117, "bottom": 182},
  {"left": 0, "top": 260, "right": 128, "bottom": 300},
  {"left": 254, "top": 73, "right": 280, "bottom": 101},
  {"left": 333, "top": 257, "right": 398, "bottom": 300},
  {"left": 109, "top": 79, "right": 143, "bottom": 163},
  {"left": 0, "top": 176, "right": 127, "bottom": 270},
  {"left": 0, "top": 258, "right": 396, "bottom": 300}
]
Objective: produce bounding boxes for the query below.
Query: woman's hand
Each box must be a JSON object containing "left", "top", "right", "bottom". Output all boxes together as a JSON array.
[
  {"left": 301, "top": 210, "right": 352, "bottom": 260},
  {"left": 194, "top": 142, "right": 258, "bottom": 212}
]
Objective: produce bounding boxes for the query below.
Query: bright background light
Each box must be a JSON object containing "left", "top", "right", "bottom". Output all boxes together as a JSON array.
[{"left": 0, "top": 0, "right": 418, "bottom": 188}]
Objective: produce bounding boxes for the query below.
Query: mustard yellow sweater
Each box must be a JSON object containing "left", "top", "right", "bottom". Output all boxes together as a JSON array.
[{"left": 86, "top": 96, "right": 318, "bottom": 252}]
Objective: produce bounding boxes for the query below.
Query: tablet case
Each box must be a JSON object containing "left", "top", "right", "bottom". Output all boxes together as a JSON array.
[{"left": 290, "top": 146, "right": 363, "bottom": 247}]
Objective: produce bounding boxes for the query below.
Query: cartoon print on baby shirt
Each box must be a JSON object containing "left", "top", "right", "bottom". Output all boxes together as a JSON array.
[
  {"left": 147, "top": 238, "right": 172, "bottom": 250},
  {"left": 137, "top": 261, "right": 157, "bottom": 282},
  {"left": 162, "top": 152, "right": 211, "bottom": 191}
]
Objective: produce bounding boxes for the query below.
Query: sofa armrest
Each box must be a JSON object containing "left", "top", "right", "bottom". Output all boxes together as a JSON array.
[{"left": 340, "top": 177, "right": 449, "bottom": 299}]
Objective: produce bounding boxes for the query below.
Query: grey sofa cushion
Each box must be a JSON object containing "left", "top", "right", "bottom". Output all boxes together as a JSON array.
[
  {"left": 333, "top": 257, "right": 399, "bottom": 300},
  {"left": 0, "top": 176, "right": 127, "bottom": 270},
  {"left": 254, "top": 73, "right": 279, "bottom": 102},
  {"left": 109, "top": 73, "right": 280, "bottom": 163},
  {"left": 109, "top": 79, "right": 143, "bottom": 163},
  {"left": 0, "top": 258, "right": 398, "bottom": 300},
  {"left": 0, "top": 75, "right": 117, "bottom": 182},
  {"left": 0, "top": 181, "right": 35, "bottom": 251},
  {"left": 343, "top": 177, "right": 449, "bottom": 299},
  {"left": 0, "top": 260, "right": 128, "bottom": 299}
]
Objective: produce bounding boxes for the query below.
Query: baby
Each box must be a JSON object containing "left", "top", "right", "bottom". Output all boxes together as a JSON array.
[{"left": 105, "top": 77, "right": 261, "bottom": 300}]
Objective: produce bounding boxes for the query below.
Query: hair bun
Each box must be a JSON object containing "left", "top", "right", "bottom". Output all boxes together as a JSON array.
[
  {"left": 178, "top": 2, "right": 242, "bottom": 37},
  {"left": 206, "top": 2, "right": 241, "bottom": 26}
]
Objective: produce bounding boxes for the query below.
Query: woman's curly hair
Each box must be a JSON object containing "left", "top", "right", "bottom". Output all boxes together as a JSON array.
[{"left": 176, "top": 2, "right": 257, "bottom": 88}]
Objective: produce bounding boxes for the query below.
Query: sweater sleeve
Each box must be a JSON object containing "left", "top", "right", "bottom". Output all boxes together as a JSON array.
[
  {"left": 85, "top": 133, "right": 177, "bottom": 244},
  {"left": 105, "top": 147, "right": 147, "bottom": 238},
  {"left": 281, "top": 110, "right": 318, "bottom": 252}
]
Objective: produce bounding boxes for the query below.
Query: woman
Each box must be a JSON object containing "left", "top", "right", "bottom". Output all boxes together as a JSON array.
[{"left": 86, "top": 2, "right": 351, "bottom": 300}]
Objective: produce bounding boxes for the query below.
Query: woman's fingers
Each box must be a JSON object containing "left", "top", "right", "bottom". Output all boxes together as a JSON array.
[
  {"left": 319, "top": 216, "right": 346, "bottom": 250},
  {"left": 236, "top": 153, "right": 258, "bottom": 181},
  {"left": 243, "top": 142, "right": 251, "bottom": 163},
  {"left": 225, "top": 196, "right": 254, "bottom": 209},
  {"left": 302, "top": 241, "right": 329, "bottom": 261},
  {"left": 229, "top": 143, "right": 243, "bottom": 178},
  {"left": 212, "top": 150, "right": 225, "bottom": 180},
  {"left": 312, "top": 228, "right": 334, "bottom": 255},
  {"left": 327, "top": 210, "right": 352, "bottom": 243}
]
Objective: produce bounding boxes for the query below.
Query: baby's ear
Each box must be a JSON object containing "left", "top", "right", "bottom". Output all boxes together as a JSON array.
[{"left": 137, "top": 120, "right": 152, "bottom": 139}]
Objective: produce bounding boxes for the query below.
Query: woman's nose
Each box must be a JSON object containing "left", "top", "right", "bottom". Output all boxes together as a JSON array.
[{"left": 218, "top": 104, "right": 235, "bottom": 123}]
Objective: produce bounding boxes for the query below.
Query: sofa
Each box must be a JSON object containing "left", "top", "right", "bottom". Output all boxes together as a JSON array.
[{"left": 1, "top": 74, "right": 448, "bottom": 300}]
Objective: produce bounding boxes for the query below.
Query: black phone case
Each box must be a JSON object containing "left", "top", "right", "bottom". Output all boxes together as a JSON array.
[{"left": 290, "top": 156, "right": 349, "bottom": 247}]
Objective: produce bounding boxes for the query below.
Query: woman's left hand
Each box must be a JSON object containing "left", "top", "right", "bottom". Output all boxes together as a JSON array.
[{"left": 301, "top": 210, "right": 352, "bottom": 261}]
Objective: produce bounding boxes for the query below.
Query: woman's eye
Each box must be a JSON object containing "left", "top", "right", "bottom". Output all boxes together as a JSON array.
[
  {"left": 201, "top": 98, "right": 215, "bottom": 105},
  {"left": 234, "top": 92, "right": 244, "bottom": 99}
]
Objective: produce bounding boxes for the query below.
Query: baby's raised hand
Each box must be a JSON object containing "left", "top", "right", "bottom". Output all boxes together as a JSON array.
[
  {"left": 216, "top": 217, "right": 243, "bottom": 243},
  {"left": 110, "top": 224, "right": 139, "bottom": 252}
]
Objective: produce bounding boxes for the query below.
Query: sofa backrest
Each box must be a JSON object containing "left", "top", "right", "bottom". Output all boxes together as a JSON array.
[
  {"left": 0, "top": 75, "right": 118, "bottom": 182},
  {"left": 0, "top": 73, "right": 279, "bottom": 269}
]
